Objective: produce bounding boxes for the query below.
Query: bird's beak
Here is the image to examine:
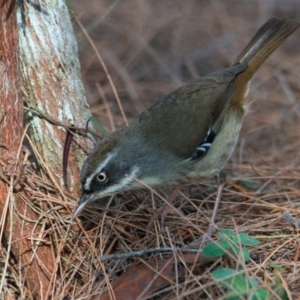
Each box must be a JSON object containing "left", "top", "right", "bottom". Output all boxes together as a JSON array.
[{"left": 73, "top": 193, "right": 94, "bottom": 219}]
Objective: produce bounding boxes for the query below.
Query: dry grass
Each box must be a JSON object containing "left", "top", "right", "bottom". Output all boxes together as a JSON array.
[{"left": 2, "top": 1, "right": 300, "bottom": 299}]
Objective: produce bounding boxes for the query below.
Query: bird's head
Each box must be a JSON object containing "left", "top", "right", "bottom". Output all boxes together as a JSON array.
[{"left": 73, "top": 131, "right": 141, "bottom": 218}]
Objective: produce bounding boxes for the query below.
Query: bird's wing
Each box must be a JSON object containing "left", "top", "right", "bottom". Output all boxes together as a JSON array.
[{"left": 135, "top": 63, "right": 247, "bottom": 159}]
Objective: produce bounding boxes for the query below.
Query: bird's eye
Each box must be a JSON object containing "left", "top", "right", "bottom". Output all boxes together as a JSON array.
[{"left": 97, "top": 171, "right": 107, "bottom": 182}]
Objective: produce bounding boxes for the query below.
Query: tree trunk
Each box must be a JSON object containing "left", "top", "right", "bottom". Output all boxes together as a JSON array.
[
  {"left": 18, "top": 1, "right": 92, "bottom": 189},
  {"left": 0, "top": 1, "right": 92, "bottom": 299}
]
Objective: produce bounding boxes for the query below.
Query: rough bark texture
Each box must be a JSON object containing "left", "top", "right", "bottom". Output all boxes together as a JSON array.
[
  {"left": 0, "top": 1, "right": 92, "bottom": 299},
  {"left": 0, "top": 3, "right": 22, "bottom": 144},
  {"left": 17, "top": 1, "right": 93, "bottom": 298},
  {"left": 0, "top": 0, "right": 44, "bottom": 298},
  {"left": 18, "top": 0, "right": 92, "bottom": 193}
]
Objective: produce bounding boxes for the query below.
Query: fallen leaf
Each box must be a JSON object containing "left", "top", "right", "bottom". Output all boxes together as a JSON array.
[{"left": 95, "top": 252, "right": 215, "bottom": 300}]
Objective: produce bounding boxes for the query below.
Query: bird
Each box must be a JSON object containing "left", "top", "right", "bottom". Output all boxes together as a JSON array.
[{"left": 73, "top": 17, "right": 300, "bottom": 234}]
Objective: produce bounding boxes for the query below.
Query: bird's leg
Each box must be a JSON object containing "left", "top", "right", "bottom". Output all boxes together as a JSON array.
[
  {"left": 146, "top": 185, "right": 183, "bottom": 231},
  {"left": 205, "top": 171, "right": 226, "bottom": 239}
]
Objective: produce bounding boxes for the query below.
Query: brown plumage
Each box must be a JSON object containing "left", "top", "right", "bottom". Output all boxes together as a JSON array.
[{"left": 74, "top": 18, "right": 300, "bottom": 225}]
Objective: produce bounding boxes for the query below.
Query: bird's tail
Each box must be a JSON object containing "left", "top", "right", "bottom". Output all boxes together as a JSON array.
[{"left": 233, "top": 17, "right": 300, "bottom": 78}]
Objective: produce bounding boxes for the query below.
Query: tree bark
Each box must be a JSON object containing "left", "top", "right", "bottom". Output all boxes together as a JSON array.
[
  {"left": 18, "top": 1, "right": 92, "bottom": 189},
  {"left": 0, "top": 1, "right": 92, "bottom": 299},
  {"left": 0, "top": 0, "right": 26, "bottom": 298}
]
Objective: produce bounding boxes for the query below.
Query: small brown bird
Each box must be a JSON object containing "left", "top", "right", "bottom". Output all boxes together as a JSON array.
[{"left": 74, "top": 17, "right": 299, "bottom": 233}]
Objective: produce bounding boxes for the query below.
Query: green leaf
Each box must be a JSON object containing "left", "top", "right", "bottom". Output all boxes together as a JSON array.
[
  {"left": 202, "top": 240, "right": 230, "bottom": 257},
  {"left": 213, "top": 269, "right": 249, "bottom": 298},
  {"left": 249, "top": 277, "right": 259, "bottom": 288},
  {"left": 230, "top": 244, "right": 241, "bottom": 256},
  {"left": 231, "top": 274, "right": 247, "bottom": 292},
  {"left": 226, "top": 295, "right": 240, "bottom": 300},
  {"left": 233, "top": 233, "right": 260, "bottom": 246},
  {"left": 273, "top": 286, "right": 288, "bottom": 300},
  {"left": 230, "top": 245, "right": 250, "bottom": 262},
  {"left": 213, "top": 268, "right": 268, "bottom": 300},
  {"left": 249, "top": 288, "right": 268, "bottom": 300},
  {"left": 212, "top": 268, "right": 236, "bottom": 287},
  {"left": 240, "top": 247, "right": 250, "bottom": 262},
  {"left": 218, "top": 229, "right": 235, "bottom": 239}
]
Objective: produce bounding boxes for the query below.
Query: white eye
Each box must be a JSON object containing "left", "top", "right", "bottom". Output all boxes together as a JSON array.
[{"left": 97, "top": 172, "right": 107, "bottom": 182}]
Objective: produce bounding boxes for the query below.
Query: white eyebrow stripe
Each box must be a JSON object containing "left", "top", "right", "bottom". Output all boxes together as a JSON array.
[{"left": 84, "top": 152, "right": 116, "bottom": 191}]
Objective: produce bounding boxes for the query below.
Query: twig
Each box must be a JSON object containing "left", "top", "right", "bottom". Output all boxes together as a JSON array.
[{"left": 99, "top": 247, "right": 204, "bottom": 262}]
